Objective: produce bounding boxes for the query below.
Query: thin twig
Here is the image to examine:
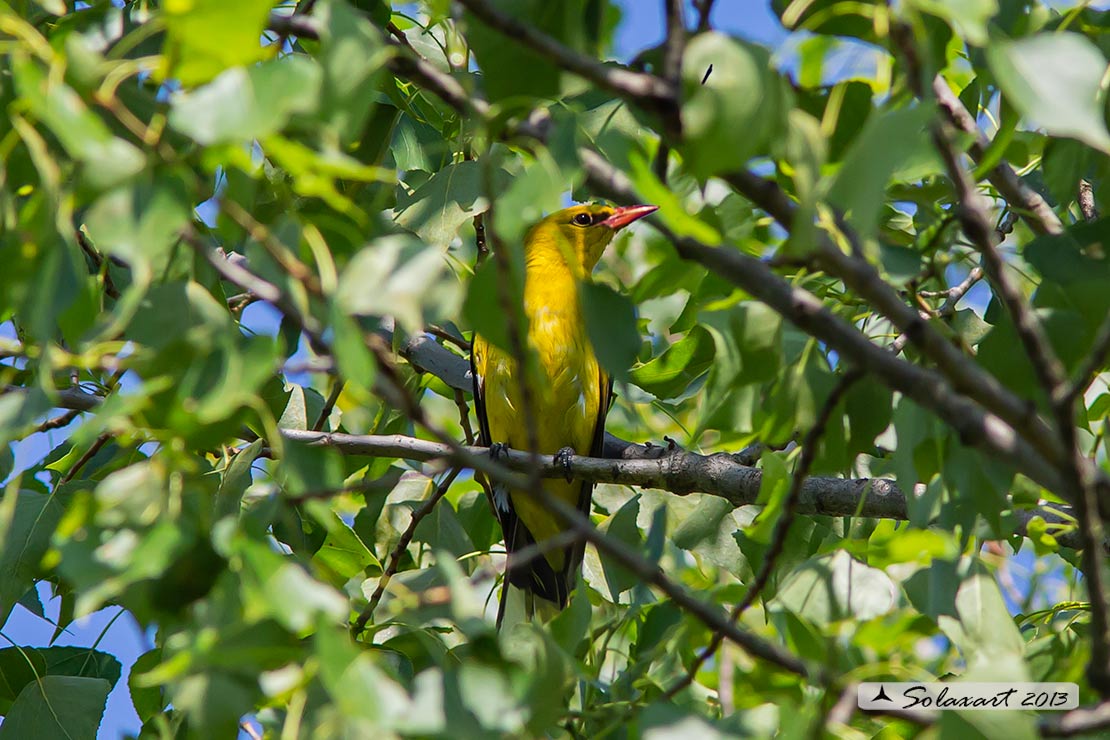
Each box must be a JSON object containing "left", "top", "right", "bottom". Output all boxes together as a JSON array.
[
  {"left": 931, "top": 75, "right": 1063, "bottom": 236},
  {"left": 34, "top": 408, "right": 82, "bottom": 434},
  {"left": 1040, "top": 699, "right": 1110, "bottom": 737},
  {"left": 426, "top": 324, "right": 470, "bottom": 351},
  {"left": 721, "top": 167, "right": 1065, "bottom": 472},
  {"left": 386, "top": 21, "right": 428, "bottom": 61},
  {"left": 932, "top": 121, "right": 1068, "bottom": 402},
  {"left": 76, "top": 231, "right": 121, "bottom": 300},
  {"left": 473, "top": 213, "right": 489, "bottom": 262},
  {"left": 653, "top": 0, "right": 710, "bottom": 187},
  {"left": 826, "top": 683, "right": 859, "bottom": 730},
  {"left": 352, "top": 467, "right": 463, "bottom": 636},
  {"left": 662, "top": 368, "right": 863, "bottom": 700},
  {"left": 582, "top": 150, "right": 1066, "bottom": 497},
  {"left": 454, "top": 389, "right": 475, "bottom": 445},
  {"left": 694, "top": 0, "right": 717, "bottom": 32},
  {"left": 312, "top": 381, "right": 342, "bottom": 432},
  {"left": 455, "top": 0, "right": 676, "bottom": 122},
  {"left": 59, "top": 434, "right": 110, "bottom": 484},
  {"left": 184, "top": 230, "right": 330, "bottom": 357},
  {"left": 220, "top": 199, "right": 322, "bottom": 296}
]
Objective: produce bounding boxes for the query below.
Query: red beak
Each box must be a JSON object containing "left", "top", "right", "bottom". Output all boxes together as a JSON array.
[{"left": 600, "top": 204, "right": 659, "bottom": 230}]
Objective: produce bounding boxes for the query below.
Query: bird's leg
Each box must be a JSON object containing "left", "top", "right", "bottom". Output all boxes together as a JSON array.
[
  {"left": 554, "top": 446, "right": 575, "bottom": 483},
  {"left": 489, "top": 442, "right": 510, "bottom": 461}
]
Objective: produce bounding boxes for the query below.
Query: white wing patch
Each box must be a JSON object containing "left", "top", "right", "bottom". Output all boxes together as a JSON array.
[{"left": 492, "top": 483, "right": 511, "bottom": 512}]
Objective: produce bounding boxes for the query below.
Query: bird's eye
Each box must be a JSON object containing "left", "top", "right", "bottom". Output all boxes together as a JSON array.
[{"left": 572, "top": 213, "right": 593, "bottom": 226}]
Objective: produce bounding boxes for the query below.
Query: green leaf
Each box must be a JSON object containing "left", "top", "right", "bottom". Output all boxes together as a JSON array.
[
  {"left": 237, "top": 539, "right": 348, "bottom": 633},
  {"left": 987, "top": 33, "right": 1110, "bottom": 154},
  {"left": 771, "top": 550, "right": 898, "bottom": 628},
  {"left": 680, "top": 33, "right": 791, "bottom": 178},
  {"left": 627, "top": 151, "right": 722, "bottom": 245},
  {"left": 315, "top": 625, "right": 409, "bottom": 724},
  {"left": 305, "top": 502, "right": 382, "bottom": 586},
  {"left": 11, "top": 57, "right": 144, "bottom": 189},
  {"left": 466, "top": 0, "right": 592, "bottom": 102},
  {"left": 125, "top": 281, "right": 232, "bottom": 351},
  {"left": 493, "top": 149, "right": 572, "bottom": 245},
  {"left": 940, "top": 572, "right": 1027, "bottom": 668},
  {"left": 904, "top": 558, "right": 961, "bottom": 620},
  {"left": 0, "top": 489, "right": 72, "bottom": 626},
  {"left": 336, "top": 235, "right": 452, "bottom": 335},
  {"left": 169, "top": 56, "right": 323, "bottom": 145},
  {"left": 629, "top": 326, "right": 715, "bottom": 398},
  {"left": 904, "top": 0, "right": 997, "bottom": 46},
  {"left": 941, "top": 445, "right": 1014, "bottom": 535},
  {"left": 581, "top": 281, "right": 640, "bottom": 381},
  {"left": 83, "top": 173, "right": 191, "bottom": 272},
  {"left": 0, "top": 647, "right": 47, "bottom": 714},
  {"left": 939, "top": 708, "right": 1037, "bottom": 740},
  {"left": 0, "top": 676, "right": 110, "bottom": 740},
  {"left": 827, "top": 105, "right": 936, "bottom": 238},
  {"left": 393, "top": 161, "right": 489, "bottom": 248},
  {"left": 464, "top": 256, "right": 523, "bottom": 353},
  {"left": 171, "top": 672, "right": 256, "bottom": 739},
  {"left": 216, "top": 440, "right": 262, "bottom": 520},
  {"left": 128, "top": 649, "right": 166, "bottom": 722},
  {"left": 588, "top": 495, "right": 643, "bottom": 602},
  {"left": 315, "top": 0, "right": 389, "bottom": 143},
  {"left": 670, "top": 494, "right": 750, "bottom": 576},
  {"left": 161, "top": 0, "right": 276, "bottom": 86}
]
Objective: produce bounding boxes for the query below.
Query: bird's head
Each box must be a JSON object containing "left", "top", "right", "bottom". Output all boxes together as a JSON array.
[{"left": 528, "top": 203, "right": 658, "bottom": 274}]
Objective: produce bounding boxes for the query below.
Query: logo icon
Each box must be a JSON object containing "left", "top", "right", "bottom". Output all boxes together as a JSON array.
[{"left": 871, "top": 685, "right": 892, "bottom": 703}]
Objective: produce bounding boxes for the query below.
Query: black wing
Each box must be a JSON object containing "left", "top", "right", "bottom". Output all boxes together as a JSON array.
[
  {"left": 559, "top": 367, "right": 613, "bottom": 604},
  {"left": 470, "top": 338, "right": 566, "bottom": 606}
]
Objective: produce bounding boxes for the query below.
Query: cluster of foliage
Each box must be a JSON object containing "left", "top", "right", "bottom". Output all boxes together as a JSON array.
[{"left": 2, "top": 0, "right": 1110, "bottom": 738}]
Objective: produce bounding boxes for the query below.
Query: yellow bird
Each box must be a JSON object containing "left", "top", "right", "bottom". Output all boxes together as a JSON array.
[{"left": 471, "top": 203, "right": 658, "bottom": 622}]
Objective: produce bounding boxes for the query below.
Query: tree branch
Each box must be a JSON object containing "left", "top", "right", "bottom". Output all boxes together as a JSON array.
[
  {"left": 271, "top": 429, "right": 1082, "bottom": 548},
  {"left": 661, "top": 0, "right": 686, "bottom": 87},
  {"left": 721, "top": 168, "right": 1065, "bottom": 473},
  {"left": 932, "top": 122, "right": 1068, "bottom": 409},
  {"left": 664, "top": 368, "right": 864, "bottom": 700},
  {"left": 581, "top": 150, "right": 1065, "bottom": 498},
  {"left": 931, "top": 75, "right": 1063, "bottom": 236},
  {"left": 453, "top": 0, "right": 676, "bottom": 113},
  {"left": 352, "top": 467, "right": 463, "bottom": 636},
  {"left": 1040, "top": 699, "right": 1110, "bottom": 737},
  {"left": 908, "top": 27, "right": 1110, "bottom": 695},
  {"left": 509, "top": 459, "right": 818, "bottom": 679},
  {"left": 694, "top": 0, "right": 716, "bottom": 32}
]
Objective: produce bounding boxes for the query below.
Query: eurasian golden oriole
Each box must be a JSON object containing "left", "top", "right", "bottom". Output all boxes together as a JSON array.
[{"left": 471, "top": 203, "right": 657, "bottom": 622}]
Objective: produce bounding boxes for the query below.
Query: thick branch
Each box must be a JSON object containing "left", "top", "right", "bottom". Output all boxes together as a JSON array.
[
  {"left": 581, "top": 150, "right": 1064, "bottom": 497},
  {"left": 721, "top": 169, "right": 1065, "bottom": 472},
  {"left": 276, "top": 429, "right": 1084, "bottom": 549},
  {"left": 932, "top": 76, "right": 1063, "bottom": 236},
  {"left": 932, "top": 123, "right": 1068, "bottom": 408}
]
